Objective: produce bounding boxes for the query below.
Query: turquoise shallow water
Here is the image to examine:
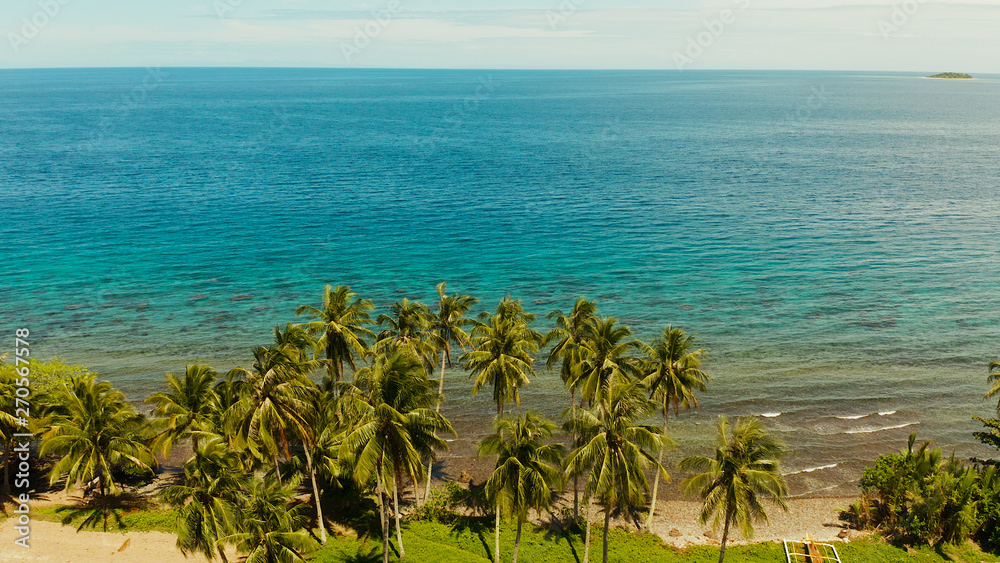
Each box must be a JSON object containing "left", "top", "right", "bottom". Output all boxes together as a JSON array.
[{"left": 2, "top": 68, "right": 999, "bottom": 494}]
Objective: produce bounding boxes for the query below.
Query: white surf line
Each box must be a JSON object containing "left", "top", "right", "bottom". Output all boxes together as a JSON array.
[
  {"left": 784, "top": 463, "right": 839, "bottom": 476},
  {"left": 843, "top": 422, "right": 917, "bottom": 434}
]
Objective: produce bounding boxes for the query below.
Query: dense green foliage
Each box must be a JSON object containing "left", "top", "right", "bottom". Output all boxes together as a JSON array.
[{"left": 851, "top": 435, "right": 995, "bottom": 548}]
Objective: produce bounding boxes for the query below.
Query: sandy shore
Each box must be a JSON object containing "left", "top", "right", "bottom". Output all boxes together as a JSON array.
[
  {"left": 0, "top": 519, "right": 205, "bottom": 563},
  {"left": 647, "top": 497, "right": 858, "bottom": 548}
]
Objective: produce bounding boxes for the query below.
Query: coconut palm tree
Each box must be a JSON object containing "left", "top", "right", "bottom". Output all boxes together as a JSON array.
[
  {"left": 478, "top": 412, "right": 563, "bottom": 563},
  {"left": 576, "top": 317, "right": 642, "bottom": 409},
  {"left": 295, "top": 388, "right": 351, "bottom": 546},
  {"left": 987, "top": 359, "right": 1000, "bottom": 411},
  {"left": 40, "top": 374, "right": 155, "bottom": 501},
  {"left": 212, "top": 370, "right": 248, "bottom": 449},
  {"left": 145, "top": 364, "right": 220, "bottom": 457},
  {"left": 273, "top": 323, "right": 316, "bottom": 363},
  {"left": 226, "top": 346, "right": 318, "bottom": 479},
  {"left": 222, "top": 475, "right": 316, "bottom": 563},
  {"left": 543, "top": 297, "right": 598, "bottom": 519},
  {"left": 464, "top": 302, "right": 542, "bottom": 415},
  {"left": 565, "top": 383, "right": 671, "bottom": 563},
  {"left": 296, "top": 285, "right": 375, "bottom": 384},
  {"left": 492, "top": 296, "right": 536, "bottom": 323},
  {"left": 342, "top": 348, "right": 453, "bottom": 563},
  {"left": 640, "top": 326, "right": 710, "bottom": 528},
  {"left": 423, "top": 282, "right": 478, "bottom": 501},
  {"left": 680, "top": 416, "right": 789, "bottom": 563},
  {"left": 375, "top": 298, "right": 435, "bottom": 364},
  {"left": 160, "top": 435, "right": 245, "bottom": 562}
]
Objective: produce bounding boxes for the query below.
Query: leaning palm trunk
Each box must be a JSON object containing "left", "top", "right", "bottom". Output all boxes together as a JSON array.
[
  {"left": 571, "top": 389, "right": 579, "bottom": 521},
  {"left": 411, "top": 473, "right": 421, "bottom": 505},
  {"left": 602, "top": 509, "right": 611, "bottom": 563},
  {"left": 214, "top": 516, "right": 230, "bottom": 563},
  {"left": 273, "top": 455, "right": 284, "bottom": 483},
  {"left": 376, "top": 470, "right": 390, "bottom": 563},
  {"left": 393, "top": 475, "right": 406, "bottom": 559},
  {"left": 494, "top": 506, "right": 502, "bottom": 563},
  {"left": 304, "top": 448, "right": 327, "bottom": 545},
  {"left": 512, "top": 515, "right": 523, "bottom": 563},
  {"left": 645, "top": 407, "right": 669, "bottom": 529},
  {"left": 583, "top": 501, "right": 591, "bottom": 563},
  {"left": 424, "top": 351, "right": 449, "bottom": 504},
  {"left": 718, "top": 512, "right": 733, "bottom": 563}
]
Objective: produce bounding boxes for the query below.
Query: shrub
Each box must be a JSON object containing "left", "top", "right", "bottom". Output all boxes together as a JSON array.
[
  {"left": 977, "top": 466, "right": 1000, "bottom": 553},
  {"left": 854, "top": 434, "right": 984, "bottom": 546},
  {"left": 410, "top": 481, "right": 486, "bottom": 523}
]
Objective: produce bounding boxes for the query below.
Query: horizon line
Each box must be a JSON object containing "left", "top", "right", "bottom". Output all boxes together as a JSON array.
[{"left": 0, "top": 66, "right": 993, "bottom": 75}]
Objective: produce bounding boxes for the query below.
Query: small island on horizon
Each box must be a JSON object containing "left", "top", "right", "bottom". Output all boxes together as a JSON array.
[{"left": 927, "top": 72, "right": 973, "bottom": 79}]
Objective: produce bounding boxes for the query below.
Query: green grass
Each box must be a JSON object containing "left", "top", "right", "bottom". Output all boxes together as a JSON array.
[
  {"left": 311, "top": 520, "right": 1000, "bottom": 563},
  {"left": 28, "top": 504, "right": 177, "bottom": 534}
]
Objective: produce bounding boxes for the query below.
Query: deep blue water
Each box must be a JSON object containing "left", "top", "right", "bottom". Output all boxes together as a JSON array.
[{"left": 2, "top": 68, "right": 1000, "bottom": 494}]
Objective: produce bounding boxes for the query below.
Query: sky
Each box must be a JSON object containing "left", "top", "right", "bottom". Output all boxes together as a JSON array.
[{"left": 1, "top": 0, "right": 998, "bottom": 71}]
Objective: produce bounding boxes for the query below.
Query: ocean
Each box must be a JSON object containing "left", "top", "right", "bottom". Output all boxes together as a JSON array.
[{"left": 2, "top": 68, "right": 999, "bottom": 495}]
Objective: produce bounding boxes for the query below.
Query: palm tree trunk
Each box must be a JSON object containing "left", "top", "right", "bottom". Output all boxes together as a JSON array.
[
  {"left": 422, "top": 459, "right": 433, "bottom": 505},
  {"left": 438, "top": 348, "right": 448, "bottom": 398},
  {"left": 583, "top": 501, "right": 591, "bottom": 563},
  {"left": 304, "top": 448, "right": 327, "bottom": 545},
  {"left": 571, "top": 388, "right": 578, "bottom": 521},
  {"left": 273, "top": 456, "right": 283, "bottom": 484},
  {"left": 410, "top": 473, "right": 421, "bottom": 506},
  {"left": 214, "top": 514, "right": 230, "bottom": 563},
  {"left": 393, "top": 481, "right": 406, "bottom": 559},
  {"left": 718, "top": 514, "right": 732, "bottom": 563},
  {"left": 512, "top": 515, "right": 523, "bottom": 563},
  {"left": 645, "top": 408, "right": 669, "bottom": 530},
  {"left": 99, "top": 474, "right": 108, "bottom": 531},
  {"left": 602, "top": 508, "right": 611, "bottom": 563},
  {"left": 494, "top": 506, "right": 502, "bottom": 563},
  {"left": 376, "top": 470, "right": 390, "bottom": 563},
  {"left": 326, "top": 338, "right": 337, "bottom": 383},
  {"left": 424, "top": 350, "right": 449, "bottom": 504}
]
